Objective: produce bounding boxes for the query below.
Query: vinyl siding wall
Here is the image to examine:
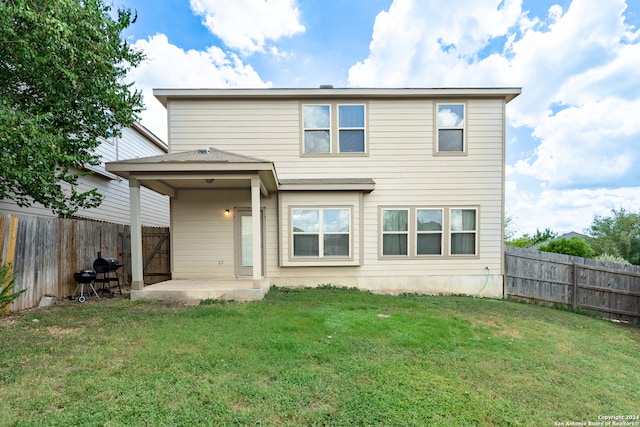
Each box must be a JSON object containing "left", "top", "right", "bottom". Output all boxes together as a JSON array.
[
  {"left": 0, "top": 127, "right": 170, "bottom": 226},
  {"left": 168, "top": 97, "right": 506, "bottom": 296}
]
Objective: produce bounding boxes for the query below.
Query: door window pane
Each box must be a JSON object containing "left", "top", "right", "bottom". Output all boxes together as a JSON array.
[{"left": 241, "top": 215, "right": 253, "bottom": 267}]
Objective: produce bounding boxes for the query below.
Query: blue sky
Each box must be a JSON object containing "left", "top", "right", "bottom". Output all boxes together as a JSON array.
[{"left": 119, "top": 0, "right": 640, "bottom": 236}]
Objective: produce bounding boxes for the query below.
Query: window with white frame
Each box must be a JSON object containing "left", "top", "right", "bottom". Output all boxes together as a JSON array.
[
  {"left": 416, "top": 209, "right": 443, "bottom": 255},
  {"left": 436, "top": 103, "right": 465, "bottom": 153},
  {"left": 382, "top": 209, "right": 409, "bottom": 256},
  {"left": 380, "top": 207, "right": 477, "bottom": 258},
  {"left": 338, "top": 105, "right": 365, "bottom": 152},
  {"left": 292, "top": 208, "right": 351, "bottom": 257},
  {"left": 450, "top": 208, "right": 477, "bottom": 255},
  {"left": 302, "top": 103, "right": 366, "bottom": 154},
  {"left": 303, "top": 105, "right": 331, "bottom": 153}
]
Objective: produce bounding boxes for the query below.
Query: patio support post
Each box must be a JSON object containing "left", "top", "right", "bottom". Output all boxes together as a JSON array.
[
  {"left": 129, "top": 177, "right": 144, "bottom": 291},
  {"left": 251, "top": 176, "right": 262, "bottom": 288}
]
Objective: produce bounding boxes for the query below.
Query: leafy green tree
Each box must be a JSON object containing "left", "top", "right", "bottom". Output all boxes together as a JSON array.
[
  {"left": 504, "top": 214, "right": 517, "bottom": 242},
  {"left": 539, "top": 237, "right": 595, "bottom": 258},
  {"left": 506, "top": 228, "right": 557, "bottom": 248},
  {"left": 587, "top": 208, "right": 640, "bottom": 265},
  {"left": 0, "top": 0, "right": 144, "bottom": 216}
]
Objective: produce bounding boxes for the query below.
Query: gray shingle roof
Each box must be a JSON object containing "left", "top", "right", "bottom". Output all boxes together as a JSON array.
[{"left": 114, "top": 147, "right": 271, "bottom": 164}]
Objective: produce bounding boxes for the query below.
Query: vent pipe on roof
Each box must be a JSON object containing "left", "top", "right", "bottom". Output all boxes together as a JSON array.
[
  {"left": 319, "top": 84, "right": 334, "bottom": 89},
  {"left": 197, "top": 147, "right": 210, "bottom": 154}
]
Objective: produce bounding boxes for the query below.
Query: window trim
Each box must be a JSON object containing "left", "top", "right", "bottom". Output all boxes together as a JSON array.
[
  {"left": 449, "top": 207, "right": 478, "bottom": 256},
  {"left": 290, "top": 206, "right": 353, "bottom": 260},
  {"left": 416, "top": 208, "right": 444, "bottom": 256},
  {"left": 434, "top": 102, "right": 467, "bottom": 156},
  {"left": 381, "top": 208, "right": 410, "bottom": 257},
  {"left": 302, "top": 104, "right": 331, "bottom": 154},
  {"left": 379, "top": 206, "right": 479, "bottom": 259},
  {"left": 300, "top": 102, "right": 368, "bottom": 157}
]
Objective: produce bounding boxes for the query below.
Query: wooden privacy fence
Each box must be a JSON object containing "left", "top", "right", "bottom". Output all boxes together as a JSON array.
[
  {"left": 0, "top": 214, "right": 170, "bottom": 312},
  {"left": 505, "top": 245, "right": 640, "bottom": 324}
]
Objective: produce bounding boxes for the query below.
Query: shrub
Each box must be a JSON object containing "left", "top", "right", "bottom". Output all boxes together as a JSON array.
[
  {"left": 1, "top": 263, "right": 26, "bottom": 313},
  {"left": 594, "top": 253, "right": 631, "bottom": 265},
  {"left": 539, "top": 237, "right": 595, "bottom": 258}
]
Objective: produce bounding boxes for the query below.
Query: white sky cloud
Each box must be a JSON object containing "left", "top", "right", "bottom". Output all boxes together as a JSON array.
[
  {"left": 506, "top": 183, "right": 640, "bottom": 235},
  {"left": 128, "top": 34, "right": 270, "bottom": 140},
  {"left": 122, "top": 0, "right": 639, "bottom": 235},
  {"left": 348, "top": 0, "right": 640, "bottom": 233},
  {"left": 189, "top": 0, "right": 305, "bottom": 54}
]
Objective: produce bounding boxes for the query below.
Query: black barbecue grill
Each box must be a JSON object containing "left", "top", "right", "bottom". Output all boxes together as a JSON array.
[
  {"left": 72, "top": 270, "right": 99, "bottom": 302},
  {"left": 93, "top": 252, "right": 122, "bottom": 296}
]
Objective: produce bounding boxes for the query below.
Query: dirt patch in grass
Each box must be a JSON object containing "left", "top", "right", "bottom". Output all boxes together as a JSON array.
[
  {"left": 472, "top": 318, "right": 522, "bottom": 339},
  {"left": 46, "top": 326, "right": 79, "bottom": 336}
]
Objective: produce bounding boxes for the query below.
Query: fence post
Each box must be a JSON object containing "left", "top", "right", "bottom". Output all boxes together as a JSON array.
[{"left": 571, "top": 262, "right": 578, "bottom": 310}]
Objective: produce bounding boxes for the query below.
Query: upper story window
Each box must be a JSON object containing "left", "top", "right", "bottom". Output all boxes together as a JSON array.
[
  {"left": 436, "top": 103, "right": 466, "bottom": 154},
  {"left": 303, "top": 105, "right": 331, "bottom": 153},
  {"left": 302, "top": 103, "right": 366, "bottom": 155},
  {"left": 292, "top": 208, "right": 351, "bottom": 257}
]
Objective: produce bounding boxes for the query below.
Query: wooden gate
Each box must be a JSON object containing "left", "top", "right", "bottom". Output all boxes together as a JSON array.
[{"left": 119, "top": 227, "right": 171, "bottom": 285}]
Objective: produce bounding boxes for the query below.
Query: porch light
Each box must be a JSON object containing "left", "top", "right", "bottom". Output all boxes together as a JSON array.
[{"left": 224, "top": 209, "right": 231, "bottom": 216}]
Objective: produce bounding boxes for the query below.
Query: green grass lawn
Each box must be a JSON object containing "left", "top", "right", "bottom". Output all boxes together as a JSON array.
[{"left": 1, "top": 287, "right": 639, "bottom": 426}]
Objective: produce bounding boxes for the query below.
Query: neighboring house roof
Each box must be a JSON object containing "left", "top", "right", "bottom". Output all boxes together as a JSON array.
[
  {"left": 532, "top": 231, "right": 590, "bottom": 249},
  {"left": 131, "top": 122, "right": 168, "bottom": 153},
  {"left": 557, "top": 231, "right": 589, "bottom": 240},
  {"left": 154, "top": 87, "right": 522, "bottom": 105}
]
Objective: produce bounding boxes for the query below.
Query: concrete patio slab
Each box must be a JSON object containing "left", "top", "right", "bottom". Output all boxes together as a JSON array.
[{"left": 131, "top": 279, "right": 271, "bottom": 302}]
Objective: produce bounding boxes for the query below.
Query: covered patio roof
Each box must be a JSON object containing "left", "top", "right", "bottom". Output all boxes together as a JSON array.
[
  {"left": 105, "top": 147, "right": 376, "bottom": 196},
  {"left": 106, "top": 147, "right": 280, "bottom": 197}
]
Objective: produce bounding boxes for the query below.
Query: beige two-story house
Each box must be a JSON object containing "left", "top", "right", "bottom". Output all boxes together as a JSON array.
[{"left": 107, "top": 87, "right": 520, "bottom": 300}]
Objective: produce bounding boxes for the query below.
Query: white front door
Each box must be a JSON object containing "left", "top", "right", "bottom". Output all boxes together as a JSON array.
[{"left": 235, "top": 209, "right": 265, "bottom": 277}]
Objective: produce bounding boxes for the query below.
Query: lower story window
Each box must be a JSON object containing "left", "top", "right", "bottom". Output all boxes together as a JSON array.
[
  {"left": 292, "top": 208, "right": 350, "bottom": 257},
  {"left": 450, "top": 209, "right": 477, "bottom": 255},
  {"left": 416, "top": 209, "right": 443, "bottom": 255},
  {"left": 382, "top": 209, "right": 408, "bottom": 255},
  {"left": 380, "top": 207, "right": 478, "bottom": 257}
]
